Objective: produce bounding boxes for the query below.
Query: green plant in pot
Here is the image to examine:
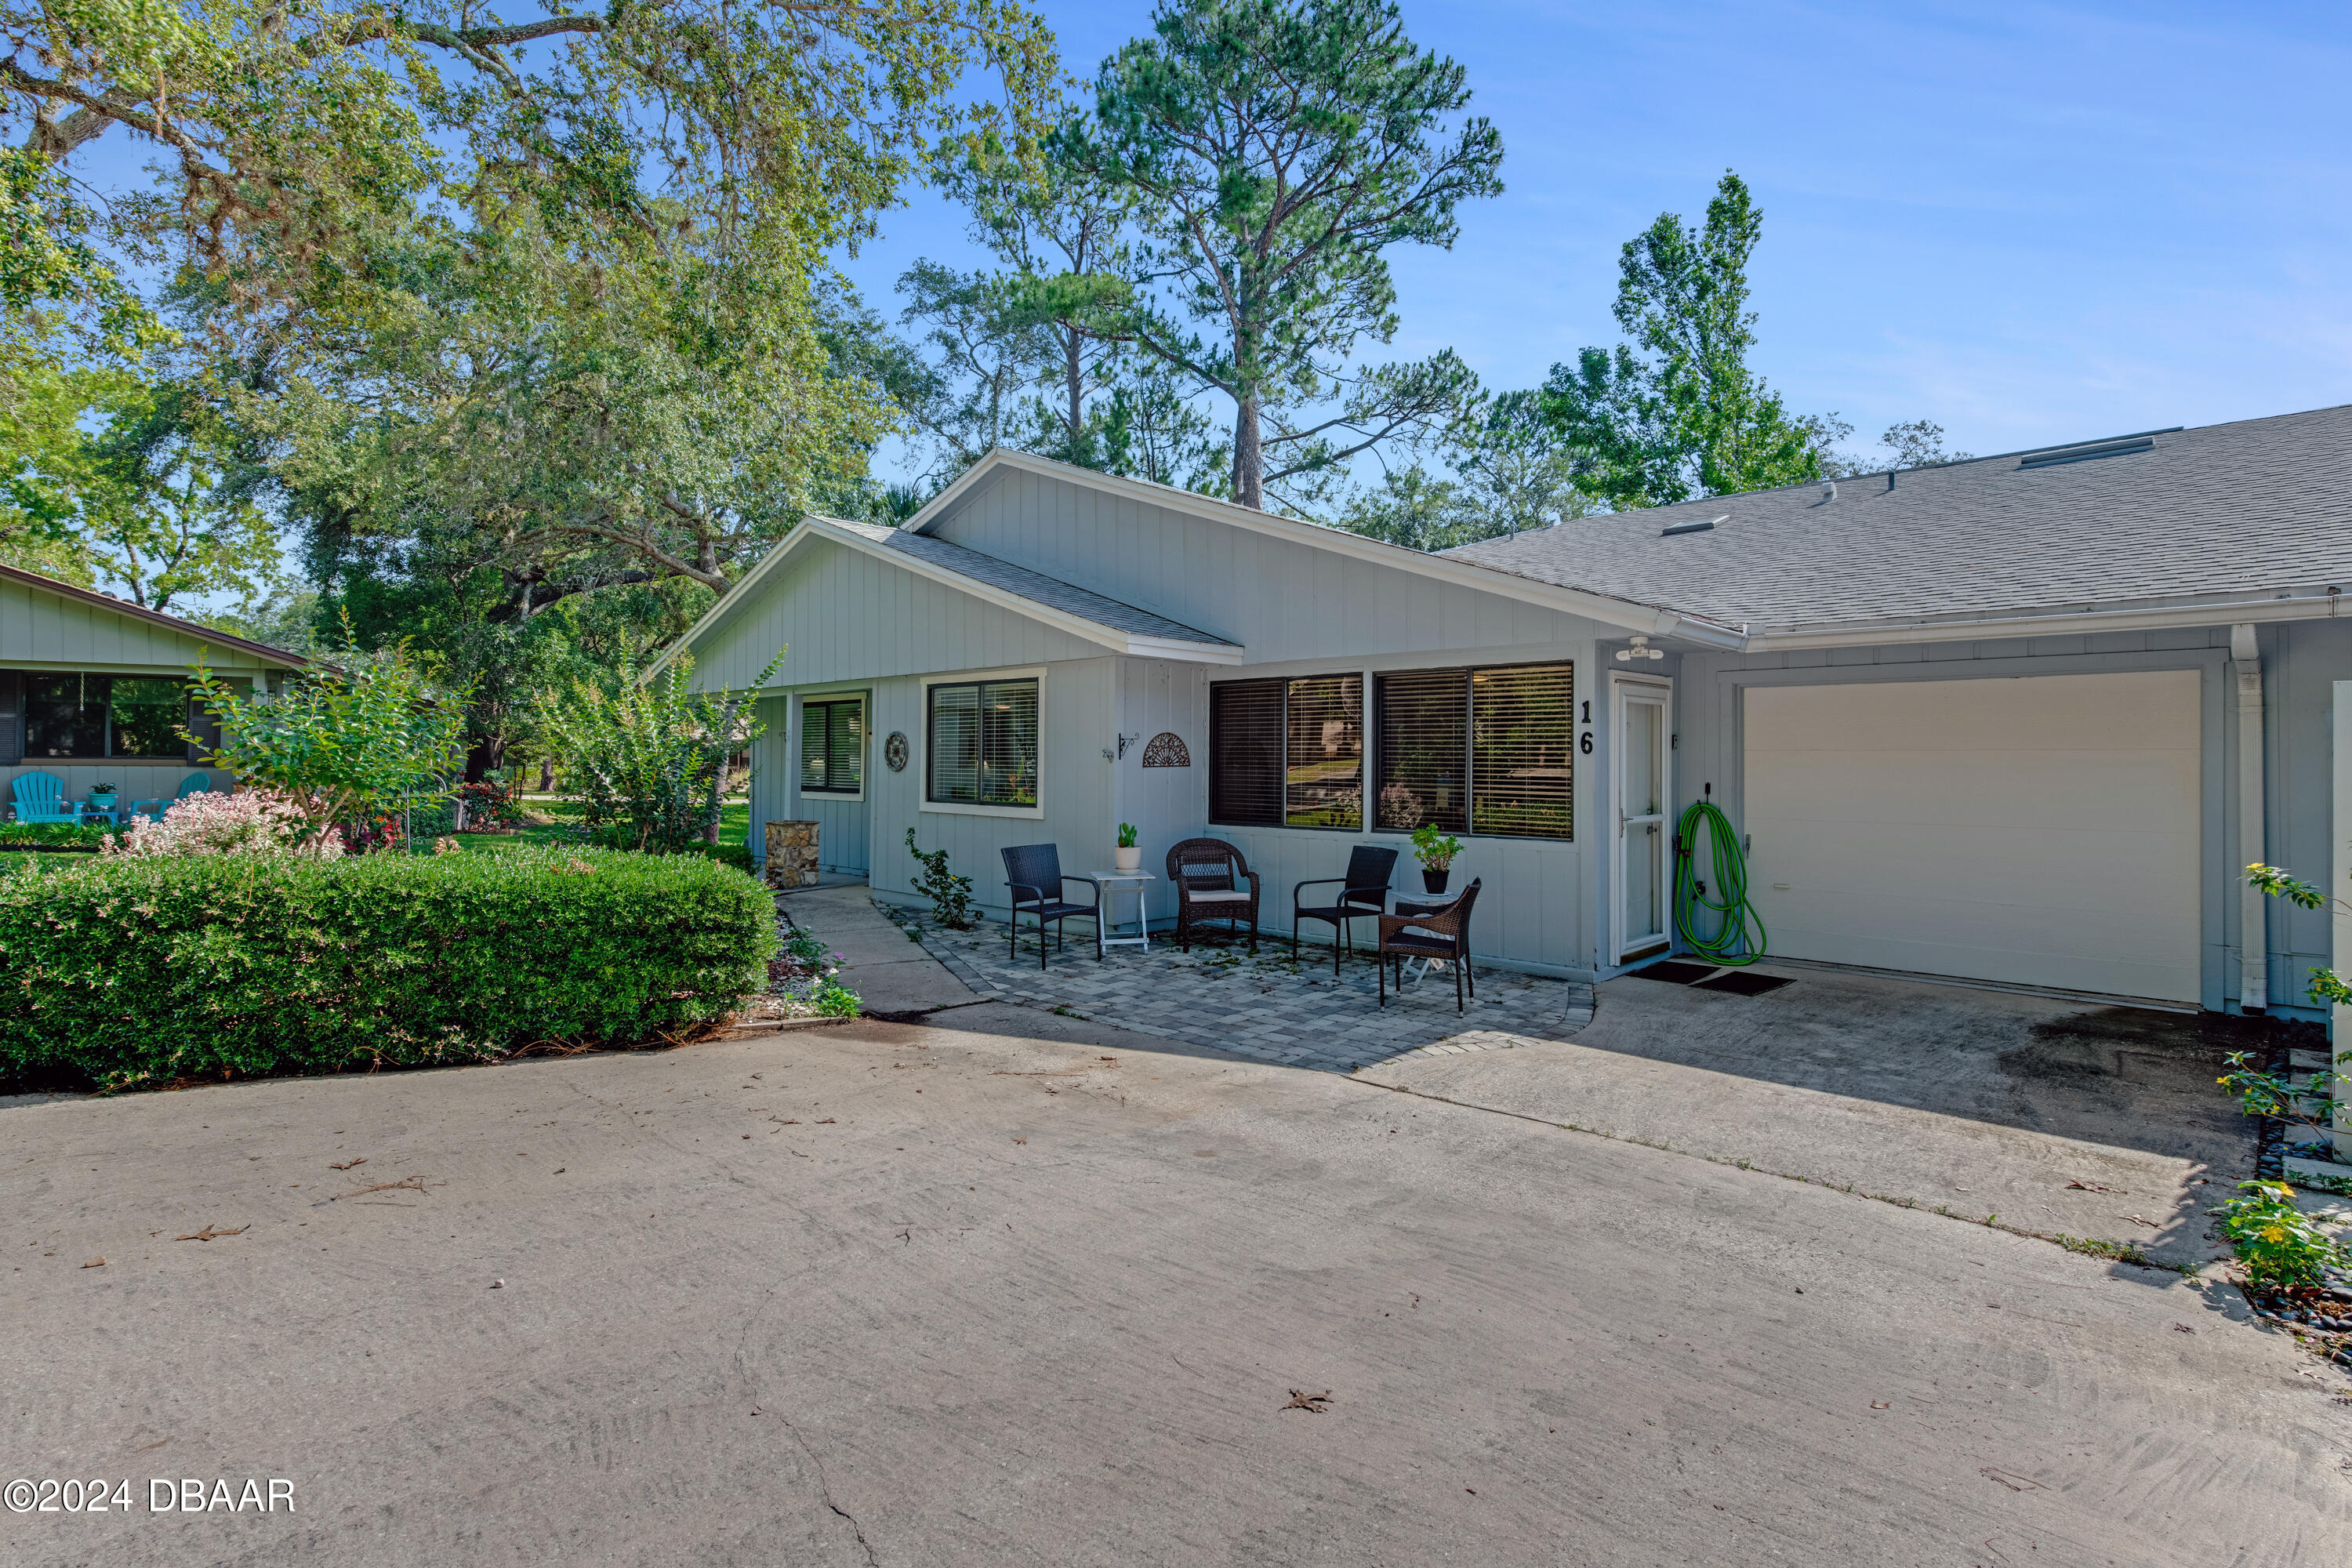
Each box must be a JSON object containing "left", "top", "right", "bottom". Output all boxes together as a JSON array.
[
  {"left": 1410, "top": 825, "right": 1465, "bottom": 894},
  {"left": 88, "top": 782, "right": 118, "bottom": 811},
  {"left": 1115, "top": 822, "right": 1142, "bottom": 873}
]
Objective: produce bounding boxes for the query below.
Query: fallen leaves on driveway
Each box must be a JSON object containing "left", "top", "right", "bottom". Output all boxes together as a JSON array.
[
  {"left": 176, "top": 1225, "right": 247, "bottom": 1242},
  {"left": 329, "top": 1158, "right": 368, "bottom": 1171},
  {"left": 1280, "top": 1389, "right": 1334, "bottom": 1414},
  {"left": 2066, "top": 1180, "right": 2115, "bottom": 1192}
]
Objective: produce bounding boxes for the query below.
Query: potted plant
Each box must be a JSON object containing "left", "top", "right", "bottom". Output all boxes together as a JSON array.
[
  {"left": 1410, "top": 824, "right": 1464, "bottom": 894},
  {"left": 1114, "top": 822, "right": 1142, "bottom": 873},
  {"left": 88, "top": 782, "right": 118, "bottom": 813}
]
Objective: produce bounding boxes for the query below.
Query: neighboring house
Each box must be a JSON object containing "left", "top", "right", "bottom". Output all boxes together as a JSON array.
[
  {"left": 664, "top": 405, "right": 2352, "bottom": 1018},
  {"left": 0, "top": 563, "right": 307, "bottom": 811}
]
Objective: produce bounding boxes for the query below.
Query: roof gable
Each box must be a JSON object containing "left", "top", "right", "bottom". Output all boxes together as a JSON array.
[{"left": 0, "top": 564, "right": 305, "bottom": 671}]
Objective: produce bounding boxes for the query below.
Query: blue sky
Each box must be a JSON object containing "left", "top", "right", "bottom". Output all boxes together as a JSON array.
[{"left": 840, "top": 0, "right": 2352, "bottom": 474}]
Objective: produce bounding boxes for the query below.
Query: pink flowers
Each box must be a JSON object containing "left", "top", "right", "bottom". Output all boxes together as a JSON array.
[{"left": 105, "top": 789, "right": 344, "bottom": 861}]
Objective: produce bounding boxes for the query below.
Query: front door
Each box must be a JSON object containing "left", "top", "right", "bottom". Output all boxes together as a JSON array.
[{"left": 1613, "top": 677, "right": 1672, "bottom": 963}]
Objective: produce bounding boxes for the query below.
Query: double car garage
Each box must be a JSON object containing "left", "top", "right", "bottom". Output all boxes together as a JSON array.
[{"left": 1736, "top": 670, "right": 2205, "bottom": 1007}]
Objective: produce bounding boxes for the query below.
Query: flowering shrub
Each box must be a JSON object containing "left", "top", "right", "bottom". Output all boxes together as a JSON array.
[
  {"left": 456, "top": 777, "right": 524, "bottom": 831},
  {"left": 107, "top": 789, "right": 343, "bottom": 861},
  {"left": 2213, "top": 1181, "right": 2344, "bottom": 1287}
]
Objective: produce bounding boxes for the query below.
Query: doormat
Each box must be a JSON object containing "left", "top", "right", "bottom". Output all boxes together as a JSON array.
[
  {"left": 1693, "top": 971, "right": 1794, "bottom": 997},
  {"left": 1625, "top": 960, "right": 1719, "bottom": 985}
]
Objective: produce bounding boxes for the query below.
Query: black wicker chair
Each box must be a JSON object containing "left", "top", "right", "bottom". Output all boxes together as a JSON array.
[
  {"left": 1167, "top": 837, "right": 1260, "bottom": 953},
  {"left": 1001, "top": 844, "right": 1100, "bottom": 970},
  {"left": 1375, "top": 878, "right": 1483, "bottom": 1013},
  {"left": 1290, "top": 844, "right": 1398, "bottom": 974}
]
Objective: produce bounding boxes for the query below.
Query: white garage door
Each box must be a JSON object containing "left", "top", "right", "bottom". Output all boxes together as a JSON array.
[{"left": 1742, "top": 671, "right": 2202, "bottom": 1004}]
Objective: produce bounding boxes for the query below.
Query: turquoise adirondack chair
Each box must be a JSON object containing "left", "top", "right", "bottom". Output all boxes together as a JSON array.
[
  {"left": 10, "top": 771, "right": 83, "bottom": 824},
  {"left": 129, "top": 772, "right": 213, "bottom": 820}
]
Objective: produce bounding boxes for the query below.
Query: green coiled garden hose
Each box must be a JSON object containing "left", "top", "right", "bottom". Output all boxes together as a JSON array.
[{"left": 1674, "top": 798, "right": 1766, "bottom": 966}]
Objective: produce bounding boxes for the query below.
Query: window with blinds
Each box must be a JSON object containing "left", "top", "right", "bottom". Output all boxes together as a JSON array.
[
  {"left": 927, "top": 678, "right": 1039, "bottom": 808},
  {"left": 1209, "top": 679, "right": 1283, "bottom": 826},
  {"left": 1470, "top": 663, "right": 1573, "bottom": 839},
  {"left": 1374, "top": 669, "right": 1468, "bottom": 833},
  {"left": 1284, "top": 674, "right": 1362, "bottom": 829},
  {"left": 800, "top": 697, "right": 865, "bottom": 794},
  {"left": 1370, "top": 662, "right": 1573, "bottom": 840},
  {"left": 1209, "top": 675, "right": 1363, "bottom": 829}
]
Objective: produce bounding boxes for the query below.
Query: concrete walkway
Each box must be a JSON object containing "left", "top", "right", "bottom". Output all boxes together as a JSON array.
[{"left": 779, "top": 884, "right": 977, "bottom": 1016}]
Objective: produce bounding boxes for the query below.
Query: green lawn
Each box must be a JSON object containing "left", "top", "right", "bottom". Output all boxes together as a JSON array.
[{"left": 430, "top": 797, "right": 753, "bottom": 861}]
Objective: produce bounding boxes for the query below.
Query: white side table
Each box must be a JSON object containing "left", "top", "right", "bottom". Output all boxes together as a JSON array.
[{"left": 1094, "top": 871, "right": 1156, "bottom": 957}]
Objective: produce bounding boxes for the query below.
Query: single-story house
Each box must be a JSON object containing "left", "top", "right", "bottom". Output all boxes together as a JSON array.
[
  {"left": 664, "top": 405, "right": 2352, "bottom": 1019},
  {"left": 0, "top": 562, "right": 306, "bottom": 813}
]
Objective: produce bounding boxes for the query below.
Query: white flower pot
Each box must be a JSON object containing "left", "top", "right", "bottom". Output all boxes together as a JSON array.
[{"left": 1114, "top": 845, "right": 1142, "bottom": 873}]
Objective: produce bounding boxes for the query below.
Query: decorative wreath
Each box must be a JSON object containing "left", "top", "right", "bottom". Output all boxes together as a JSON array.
[
  {"left": 1140, "top": 731, "right": 1190, "bottom": 768},
  {"left": 883, "top": 731, "right": 909, "bottom": 772}
]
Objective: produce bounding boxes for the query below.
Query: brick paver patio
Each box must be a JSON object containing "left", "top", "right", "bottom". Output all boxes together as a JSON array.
[{"left": 891, "top": 908, "right": 1596, "bottom": 1074}]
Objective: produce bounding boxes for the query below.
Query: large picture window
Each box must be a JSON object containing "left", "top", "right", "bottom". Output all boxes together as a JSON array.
[
  {"left": 800, "top": 696, "right": 865, "bottom": 795},
  {"left": 18, "top": 674, "right": 194, "bottom": 760},
  {"left": 1374, "top": 662, "right": 1573, "bottom": 840},
  {"left": 927, "top": 678, "right": 1039, "bottom": 808},
  {"left": 1207, "top": 674, "right": 1363, "bottom": 830}
]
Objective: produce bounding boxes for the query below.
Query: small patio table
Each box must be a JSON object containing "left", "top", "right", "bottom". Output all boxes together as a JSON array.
[{"left": 1093, "top": 870, "right": 1156, "bottom": 959}]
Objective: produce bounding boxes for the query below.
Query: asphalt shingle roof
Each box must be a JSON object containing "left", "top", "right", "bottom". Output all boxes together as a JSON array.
[
  {"left": 1444, "top": 405, "right": 2352, "bottom": 636},
  {"left": 831, "top": 519, "right": 1237, "bottom": 647}
]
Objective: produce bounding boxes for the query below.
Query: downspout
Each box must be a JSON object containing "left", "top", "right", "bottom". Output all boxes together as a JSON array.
[{"left": 2232, "top": 623, "right": 2267, "bottom": 1013}]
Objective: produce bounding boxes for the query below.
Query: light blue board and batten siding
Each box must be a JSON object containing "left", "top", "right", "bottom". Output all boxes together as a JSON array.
[
  {"left": 929, "top": 466, "right": 1602, "bottom": 664},
  {"left": 0, "top": 573, "right": 283, "bottom": 676},
  {"left": 689, "top": 530, "right": 1107, "bottom": 695},
  {"left": 749, "top": 659, "right": 1119, "bottom": 910},
  {"left": 748, "top": 691, "right": 870, "bottom": 873}
]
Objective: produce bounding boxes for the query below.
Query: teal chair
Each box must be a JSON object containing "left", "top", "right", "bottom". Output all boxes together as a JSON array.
[
  {"left": 129, "top": 772, "right": 213, "bottom": 820},
  {"left": 10, "top": 771, "right": 83, "bottom": 824}
]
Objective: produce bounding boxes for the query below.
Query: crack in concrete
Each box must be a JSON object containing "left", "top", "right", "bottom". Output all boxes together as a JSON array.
[{"left": 775, "top": 1413, "right": 879, "bottom": 1566}]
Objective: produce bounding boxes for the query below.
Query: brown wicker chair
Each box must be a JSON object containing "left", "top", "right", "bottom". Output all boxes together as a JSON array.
[
  {"left": 1167, "top": 837, "right": 1260, "bottom": 953},
  {"left": 1375, "top": 878, "right": 1482, "bottom": 1013}
]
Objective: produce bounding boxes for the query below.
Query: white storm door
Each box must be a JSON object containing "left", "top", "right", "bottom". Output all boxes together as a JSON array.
[{"left": 1613, "top": 678, "right": 1672, "bottom": 963}]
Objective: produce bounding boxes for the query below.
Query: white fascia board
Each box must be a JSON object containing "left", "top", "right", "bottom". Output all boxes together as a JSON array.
[
  {"left": 1749, "top": 588, "right": 2350, "bottom": 651},
  {"left": 906, "top": 449, "right": 1740, "bottom": 644},
  {"left": 652, "top": 514, "right": 1244, "bottom": 677}
]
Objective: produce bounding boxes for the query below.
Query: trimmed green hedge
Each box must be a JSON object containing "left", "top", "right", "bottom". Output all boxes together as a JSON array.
[{"left": 0, "top": 847, "right": 777, "bottom": 1090}]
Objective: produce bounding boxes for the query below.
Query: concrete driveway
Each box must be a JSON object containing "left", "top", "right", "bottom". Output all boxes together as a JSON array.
[
  {"left": 4, "top": 1000, "right": 2347, "bottom": 1566},
  {"left": 1362, "top": 960, "right": 2261, "bottom": 1271}
]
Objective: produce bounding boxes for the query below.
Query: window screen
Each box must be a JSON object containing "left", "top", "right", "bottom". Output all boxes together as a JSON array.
[
  {"left": 24, "top": 674, "right": 107, "bottom": 757},
  {"left": 110, "top": 677, "right": 189, "bottom": 758},
  {"left": 800, "top": 697, "right": 864, "bottom": 794},
  {"left": 1283, "top": 674, "right": 1362, "bottom": 829},
  {"left": 927, "top": 678, "right": 1038, "bottom": 807},
  {"left": 1470, "top": 663, "right": 1573, "bottom": 839},
  {"left": 1374, "top": 669, "right": 1468, "bottom": 833},
  {"left": 1208, "top": 679, "right": 1283, "bottom": 826},
  {"left": 1209, "top": 675, "right": 1363, "bottom": 830}
]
